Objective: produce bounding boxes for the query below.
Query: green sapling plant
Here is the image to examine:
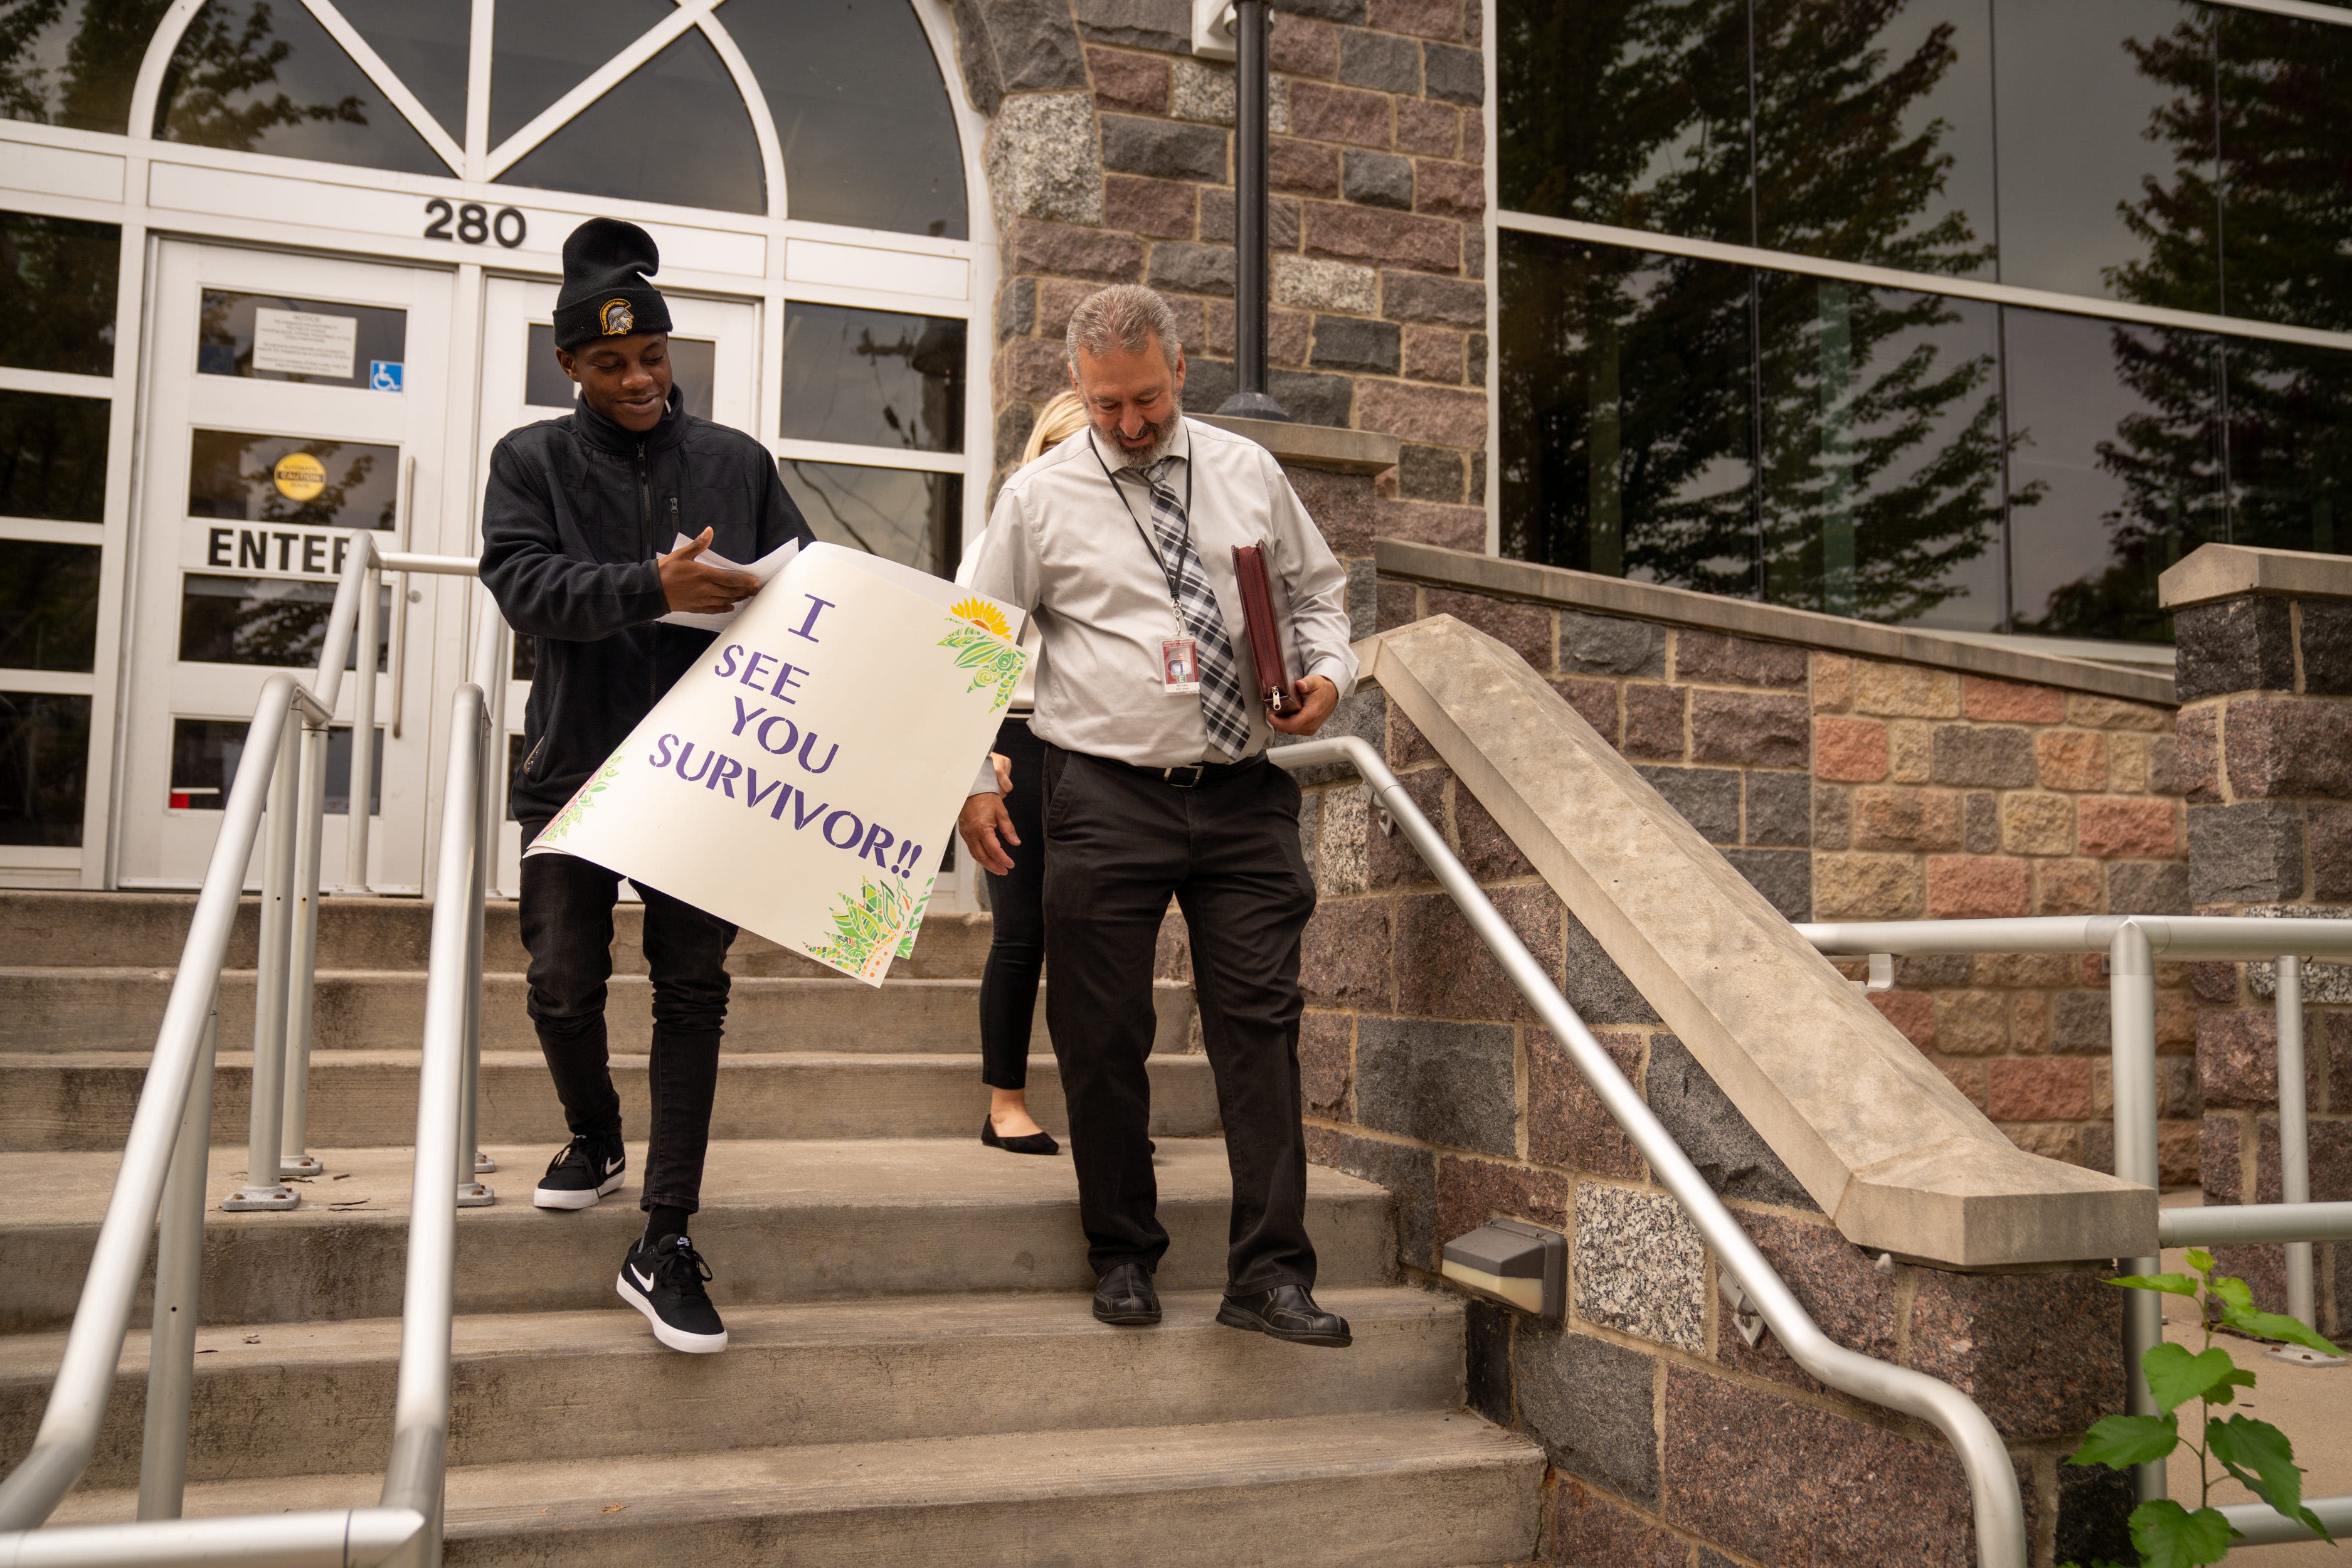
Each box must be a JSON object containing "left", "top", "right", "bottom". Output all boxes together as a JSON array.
[{"left": 2065, "top": 1248, "right": 2340, "bottom": 1567}]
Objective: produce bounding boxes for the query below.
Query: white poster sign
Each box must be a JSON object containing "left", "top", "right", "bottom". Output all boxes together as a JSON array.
[
  {"left": 251, "top": 307, "right": 358, "bottom": 378},
  {"left": 527, "top": 543, "right": 1025, "bottom": 985}
]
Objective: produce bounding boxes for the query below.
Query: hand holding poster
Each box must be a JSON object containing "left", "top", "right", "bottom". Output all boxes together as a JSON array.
[{"left": 527, "top": 543, "right": 1025, "bottom": 985}]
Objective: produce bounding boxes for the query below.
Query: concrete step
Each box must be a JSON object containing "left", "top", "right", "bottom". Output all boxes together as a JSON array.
[
  {"left": 46, "top": 1410, "right": 1545, "bottom": 1567},
  {"left": 0, "top": 969, "right": 1195, "bottom": 1057},
  {"left": 0, "top": 1139, "right": 1399, "bottom": 1332},
  {"left": 0, "top": 1049, "right": 1221, "bottom": 1151},
  {"left": 0, "top": 892, "right": 995, "bottom": 979},
  {"left": 1, "top": 1288, "right": 1463, "bottom": 1491}
]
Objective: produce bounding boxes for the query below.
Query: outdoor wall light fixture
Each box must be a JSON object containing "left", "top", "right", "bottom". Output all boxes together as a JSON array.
[{"left": 1440, "top": 1219, "right": 1565, "bottom": 1320}]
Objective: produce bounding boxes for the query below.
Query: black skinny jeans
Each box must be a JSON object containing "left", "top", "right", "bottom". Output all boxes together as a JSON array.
[
  {"left": 517, "top": 835, "right": 737, "bottom": 1215},
  {"left": 978, "top": 716, "right": 1046, "bottom": 1090}
]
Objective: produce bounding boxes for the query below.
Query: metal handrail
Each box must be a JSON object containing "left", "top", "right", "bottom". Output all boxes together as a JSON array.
[
  {"left": 0, "top": 538, "right": 506, "bottom": 1567},
  {"left": 1799, "top": 913, "right": 2352, "bottom": 1537},
  {"left": 1271, "top": 737, "right": 2029, "bottom": 1568}
]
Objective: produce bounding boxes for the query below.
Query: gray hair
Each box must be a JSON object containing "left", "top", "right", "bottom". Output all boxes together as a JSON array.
[{"left": 1064, "top": 284, "right": 1183, "bottom": 375}]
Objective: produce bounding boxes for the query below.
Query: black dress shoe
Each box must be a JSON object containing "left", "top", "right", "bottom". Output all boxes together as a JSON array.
[
  {"left": 980, "top": 1116, "right": 1059, "bottom": 1156},
  {"left": 1092, "top": 1261, "right": 1161, "bottom": 1326},
  {"left": 1217, "top": 1284, "right": 1352, "bottom": 1347}
]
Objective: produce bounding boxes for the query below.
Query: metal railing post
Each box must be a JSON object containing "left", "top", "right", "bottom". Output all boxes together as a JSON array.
[
  {"left": 136, "top": 1009, "right": 217, "bottom": 1520},
  {"left": 278, "top": 717, "right": 330, "bottom": 1179},
  {"left": 2267, "top": 955, "right": 2345, "bottom": 1367},
  {"left": 344, "top": 558, "right": 383, "bottom": 893},
  {"left": 2106, "top": 919, "right": 2166, "bottom": 1503},
  {"left": 225, "top": 707, "right": 302, "bottom": 1212}
]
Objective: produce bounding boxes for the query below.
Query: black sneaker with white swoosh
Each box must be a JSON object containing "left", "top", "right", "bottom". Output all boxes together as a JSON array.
[
  {"left": 531, "top": 1131, "right": 626, "bottom": 1210},
  {"left": 617, "top": 1232, "right": 728, "bottom": 1353}
]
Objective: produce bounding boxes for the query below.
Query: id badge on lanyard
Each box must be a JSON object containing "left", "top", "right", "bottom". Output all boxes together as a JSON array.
[{"left": 1160, "top": 637, "right": 1200, "bottom": 694}]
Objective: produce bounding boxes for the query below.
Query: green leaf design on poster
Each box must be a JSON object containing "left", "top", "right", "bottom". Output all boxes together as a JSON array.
[
  {"left": 538, "top": 756, "right": 623, "bottom": 843},
  {"left": 894, "top": 874, "right": 936, "bottom": 960},
  {"left": 808, "top": 876, "right": 919, "bottom": 978},
  {"left": 938, "top": 615, "right": 1025, "bottom": 713}
]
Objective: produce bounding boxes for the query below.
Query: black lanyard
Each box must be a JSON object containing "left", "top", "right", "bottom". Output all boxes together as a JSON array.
[{"left": 1089, "top": 430, "right": 1194, "bottom": 614}]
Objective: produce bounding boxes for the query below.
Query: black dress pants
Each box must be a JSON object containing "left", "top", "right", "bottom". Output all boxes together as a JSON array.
[
  {"left": 978, "top": 716, "right": 1046, "bottom": 1091},
  {"left": 1041, "top": 746, "right": 1319, "bottom": 1293},
  {"left": 517, "top": 832, "right": 737, "bottom": 1216}
]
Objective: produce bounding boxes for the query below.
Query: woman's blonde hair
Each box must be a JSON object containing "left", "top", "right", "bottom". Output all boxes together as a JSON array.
[{"left": 1022, "top": 390, "right": 1089, "bottom": 465}]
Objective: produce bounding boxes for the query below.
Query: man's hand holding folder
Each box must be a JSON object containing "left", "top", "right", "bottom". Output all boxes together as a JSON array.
[{"left": 1233, "top": 541, "right": 1337, "bottom": 736}]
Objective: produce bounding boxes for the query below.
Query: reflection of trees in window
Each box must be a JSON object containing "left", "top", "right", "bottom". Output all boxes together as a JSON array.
[
  {"left": 1, "top": 0, "right": 173, "bottom": 134},
  {"left": 1501, "top": 1, "right": 2006, "bottom": 624},
  {"left": 1498, "top": 0, "right": 1751, "bottom": 241},
  {"left": 1758, "top": 278, "right": 2011, "bottom": 626},
  {"left": 0, "top": 211, "right": 119, "bottom": 378},
  {"left": 185, "top": 433, "right": 395, "bottom": 531},
  {"left": 154, "top": 0, "right": 446, "bottom": 174}
]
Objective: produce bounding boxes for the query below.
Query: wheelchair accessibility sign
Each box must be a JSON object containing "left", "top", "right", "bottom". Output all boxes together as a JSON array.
[{"left": 369, "top": 360, "right": 405, "bottom": 392}]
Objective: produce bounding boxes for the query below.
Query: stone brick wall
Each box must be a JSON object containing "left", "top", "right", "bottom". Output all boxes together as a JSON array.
[
  {"left": 2173, "top": 589, "right": 2352, "bottom": 1336},
  {"left": 1281, "top": 679, "right": 2134, "bottom": 1568},
  {"left": 950, "top": 0, "right": 1490, "bottom": 531},
  {"left": 1373, "top": 576, "right": 2198, "bottom": 1185}
]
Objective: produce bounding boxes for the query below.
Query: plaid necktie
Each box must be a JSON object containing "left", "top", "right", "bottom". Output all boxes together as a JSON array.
[{"left": 1143, "top": 457, "right": 1254, "bottom": 758}]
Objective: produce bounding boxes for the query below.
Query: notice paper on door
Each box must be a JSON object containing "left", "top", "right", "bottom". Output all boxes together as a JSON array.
[
  {"left": 657, "top": 534, "right": 802, "bottom": 632},
  {"left": 251, "top": 307, "right": 359, "bottom": 378}
]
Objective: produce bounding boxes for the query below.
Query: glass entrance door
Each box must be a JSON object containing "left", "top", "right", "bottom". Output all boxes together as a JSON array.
[
  {"left": 475, "top": 275, "right": 761, "bottom": 895},
  {"left": 117, "top": 242, "right": 453, "bottom": 889}
]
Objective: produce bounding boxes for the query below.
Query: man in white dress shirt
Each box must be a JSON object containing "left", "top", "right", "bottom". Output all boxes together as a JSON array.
[{"left": 957, "top": 285, "right": 1357, "bottom": 1347}]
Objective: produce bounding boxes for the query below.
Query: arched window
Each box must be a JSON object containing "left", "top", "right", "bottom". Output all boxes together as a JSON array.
[{"left": 9, "top": 0, "right": 976, "bottom": 233}]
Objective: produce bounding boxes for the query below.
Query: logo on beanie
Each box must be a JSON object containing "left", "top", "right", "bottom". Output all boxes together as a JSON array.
[{"left": 599, "top": 299, "right": 635, "bottom": 336}]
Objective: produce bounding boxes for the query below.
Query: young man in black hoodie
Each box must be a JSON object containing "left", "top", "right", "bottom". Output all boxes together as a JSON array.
[{"left": 480, "top": 218, "right": 813, "bottom": 1354}]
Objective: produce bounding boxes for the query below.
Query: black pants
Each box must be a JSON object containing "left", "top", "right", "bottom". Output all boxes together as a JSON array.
[
  {"left": 1041, "top": 746, "right": 1319, "bottom": 1293},
  {"left": 518, "top": 834, "right": 737, "bottom": 1216},
  {"left": 979, "top": 716, "right": 1046, "bottom": 1090}
]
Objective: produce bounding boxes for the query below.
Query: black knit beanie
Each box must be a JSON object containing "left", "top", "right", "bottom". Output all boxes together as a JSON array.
[{"left": 551, "top": 218, "right": 673, "bottom": 350}]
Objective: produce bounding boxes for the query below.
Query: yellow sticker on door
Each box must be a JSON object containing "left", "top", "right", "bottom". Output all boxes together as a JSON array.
[{"left": 271, "top": 452, "right": 327, "bottom": 502}]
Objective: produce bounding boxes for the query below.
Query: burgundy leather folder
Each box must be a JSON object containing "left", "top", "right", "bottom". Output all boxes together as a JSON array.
[{"left": 1232, "top": 541, "right": 1300, "bottom": 716}]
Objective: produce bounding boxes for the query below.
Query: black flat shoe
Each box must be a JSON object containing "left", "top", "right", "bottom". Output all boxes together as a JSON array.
[
  {"left": 981, "top": 1117, "right": 1059, "bottom": 1156},
  {"left": 1218, "top": 1284, "right": 1352, "bottom": 1347},
  {"left": 1093, "top": 1261, "right": 1161, "bottom": 1326}
]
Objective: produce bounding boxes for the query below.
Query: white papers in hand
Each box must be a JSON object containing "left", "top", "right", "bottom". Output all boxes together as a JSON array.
[{"left": 656, "top": 534, "right": 802, "bottom": 632}]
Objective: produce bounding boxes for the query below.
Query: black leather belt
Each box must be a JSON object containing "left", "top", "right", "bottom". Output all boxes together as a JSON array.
[{"left": 1094, "top": 752, "right": 1267, "bottom": 789}]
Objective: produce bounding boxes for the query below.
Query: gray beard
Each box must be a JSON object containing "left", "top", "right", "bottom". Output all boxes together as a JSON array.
[{"left": 1112, "top": 399, "right": 1185, "bottom": 470}]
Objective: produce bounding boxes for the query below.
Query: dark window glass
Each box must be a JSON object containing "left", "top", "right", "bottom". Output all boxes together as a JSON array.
[
  {"left": 722, "top": 0, "right": 969, "bottom": 240},
  {"left": 2004, "top": 306, "right": 2223, "bottom": 643},
  {"left": 512, "top": 635, "right": 535, "bottom": 682},
  {"left": 0, "top": 539, "right": 100, "bottom": 672},
  {"left": 169, "top": 717, "right": 380, "bottom": 813},
  {"left": 498, "top": 30, "right": 762, "bottom": 214},
  {"left": 1992, "top": 0, "right": 2215, "bottom": 310},
  {"left": 0, "top": 389, "right": 109, "bottom": 523},
  {"left": 198, "top": 290, "right": 406, "bottom": 389},
  {"left": 781, "top": 462, "right": 961, "bottom": 579},
  {"left": 154, "top": 0, "right": 450, "bottom": 176},
  {"left": 2215, "top": 9, "right": 2352, "bottom": 333},
  {"left": 488, "top": 0, "right": 665, "bottom": 147},
  {"left": 186, "top": 431, "right": 397, "bottom": 530},
  {"left": 1758, "top": 276, "right": 2005, "bottom": 629},
  {"left": 2225, "top": 339, "right": 2352, "bottom": 559},
  {"left": 177, "top": 575, "right": 391, "bottom": 669},
  {"left": 0, "top": 0, "right": 173, "bottom": 132},
  {"left": 523, "top": 324, "right": 714, "bottom": 418},
  {"left": 0, "top": 691, "right": 88, "bottom": 844},
  {"left": 1498, "top": 229, "right": 1757, "bottom": 594},
  {"left": 343, "top": 0, "right": 469, "bottom": 138},
  {"left": 1496, "top": 0, "right": 1752, "bottom": 243},
  {"left": 1, "top": 211, "right": 119, "bottom": 377},
  {"left": 1752, "top": 0, "right": 1995, "bottom": 279},
  {"left": 780, "top": 304, "right": 966, "bottom": 453}
]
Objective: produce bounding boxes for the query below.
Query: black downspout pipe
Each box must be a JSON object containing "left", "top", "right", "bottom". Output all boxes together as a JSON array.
[{"left": 1216, "top": 0, "right": 1289, "bottom": 421}]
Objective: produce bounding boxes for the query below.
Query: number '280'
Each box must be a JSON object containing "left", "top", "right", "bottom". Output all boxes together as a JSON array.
[{"left": 423, "top": 200, "right": 526, "bottom": 248}]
